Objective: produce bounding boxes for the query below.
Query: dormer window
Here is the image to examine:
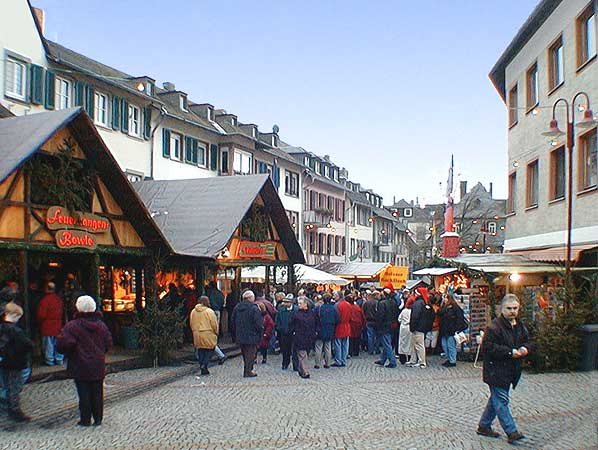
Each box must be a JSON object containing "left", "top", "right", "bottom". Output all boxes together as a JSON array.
[
  {"left": 207, "top": 108, "right": 213, "bottom": 121},
  {"left": 180, "top": 95, "right": 188, "bottom": 112},
  {"left": 146, "top": 82, "right": 154, "bottom": 96},
  {"left": 324, "top": 165, "right": 330, "bottom": 178},
  {"left": 231, "top": 117, "right": 236, "bottom": 126},
  {"left": 304, "top": 156, "right": 310, "bottom": 166},
  {"left": 252, "top": 127, "right": 257, "bottom": 138}
]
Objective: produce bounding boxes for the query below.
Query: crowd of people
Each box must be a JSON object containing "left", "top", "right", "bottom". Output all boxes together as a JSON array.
[{"left": 191, "top": 283, "right": 470, "bottom": 379}]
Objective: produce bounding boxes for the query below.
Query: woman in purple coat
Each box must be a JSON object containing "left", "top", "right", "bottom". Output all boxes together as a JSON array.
[
  {"left": 57, "top": 296, "right": 112, "bottom": 427},
  {"left": 289, "top": 297, "right": 317, "bottom": 379}
]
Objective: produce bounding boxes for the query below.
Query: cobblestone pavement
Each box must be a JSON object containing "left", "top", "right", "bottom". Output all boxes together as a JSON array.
[{"left": 3, "top": 354, "right": 597, "bottom": 450}]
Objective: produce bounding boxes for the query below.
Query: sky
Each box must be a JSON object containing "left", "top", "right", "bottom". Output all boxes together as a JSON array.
[{"left": 33, "top": 0, "right": 540, "bottom": 206}]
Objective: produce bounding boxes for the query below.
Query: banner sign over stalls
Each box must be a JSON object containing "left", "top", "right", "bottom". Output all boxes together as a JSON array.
[
  {"left": 46, "top": 206, "right": 110, "bottom": 250},
  {"left": 238, "top": 241, "right": 277, "bottom": 260},
  {"left": 379, "top": 266, "right": 409, "bottom": 288}
]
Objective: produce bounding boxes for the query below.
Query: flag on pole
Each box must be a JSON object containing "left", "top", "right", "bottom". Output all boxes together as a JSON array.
[{"left": 446, "top": 154, "right": 454, "bottom": 198}]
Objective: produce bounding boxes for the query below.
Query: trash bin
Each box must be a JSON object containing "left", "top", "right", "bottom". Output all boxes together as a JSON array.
[
  {"left": 579, "top": 324, "right": 598, "bottom": 371},
  {"left": 122, "top": 326, "right": 139, "bottom": 350}
]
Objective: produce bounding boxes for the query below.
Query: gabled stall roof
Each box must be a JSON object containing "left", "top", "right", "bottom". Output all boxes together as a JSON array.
[
  {"left": 314, "top": 262, "right": 390, "bottom": 279},
  {"left": 443, "top": 254, "right": 561, "bottom": 274},
  {"left": 134, "top": 175, "right": 304, "bottom": 263},
  {"left": 0, "top": 108, "right": 171, "bottom": 252}
]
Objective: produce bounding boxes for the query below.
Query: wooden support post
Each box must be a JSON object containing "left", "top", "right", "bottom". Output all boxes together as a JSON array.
[
  {"left": 18, "top": 250, "right": 30, "bottom": 336},
  {"left": 265, "top": 265, "right": 271, "bottom": 298},
  {"left": 135, "top": 261, "right": 144, "bottom": 313},
  {"left": 196, "top": 263, "right": 205, "bottom": 297},
  {"left": 92, "top": 253, "right": 100, "bottom": 305},
  {"left": 287, "top": 263, "right": 295, "bottom": 294},
  {"left": 144, "top": 258, "right": 157, "bottom": 306}
]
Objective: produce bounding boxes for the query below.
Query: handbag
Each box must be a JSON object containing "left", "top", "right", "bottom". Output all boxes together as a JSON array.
[{"left": 454, "top": 331, "right": 467, "bottom": 345}]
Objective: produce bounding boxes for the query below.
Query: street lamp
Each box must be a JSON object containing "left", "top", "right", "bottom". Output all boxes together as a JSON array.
[{"left": 541, "top": 92, "right": 597, "bottom": 279}]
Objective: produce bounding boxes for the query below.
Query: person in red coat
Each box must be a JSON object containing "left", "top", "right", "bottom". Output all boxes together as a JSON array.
[
  {"left": 257, "top": 303, "right": 275, "bottom": 364},
  {"left": 348, "top": 298, "right": 366, "bottom": 357},
  {"left": 332, "top": 295, "right": 353, "bottom": 367},
  {"left": 37, "top": 282, "right": 64, "bottom": 366}
]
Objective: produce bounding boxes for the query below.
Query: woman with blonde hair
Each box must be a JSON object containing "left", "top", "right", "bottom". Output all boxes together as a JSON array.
[{"left": 190, "top": 296, "right": 219, "bottom": 375}]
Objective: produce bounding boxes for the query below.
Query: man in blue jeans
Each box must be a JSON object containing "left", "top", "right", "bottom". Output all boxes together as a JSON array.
[
  {"left": 373, "top": 290, "right": 398, "bottom": 368},
  {"left": 477, "top": 294, "right": 531, "bottom": 445}
]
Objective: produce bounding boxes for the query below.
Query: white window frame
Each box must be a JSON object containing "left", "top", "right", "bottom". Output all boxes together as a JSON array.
[
  {"left": 128, "top": 104, "right": 141, "bottom": 137},
  {"left": 197, "top": 141, "right": 207, "bottom": 167},
  {"left": 170, "top": 133, "right": 182, "bottom": 161},
  {"left": 54, "top": 77, "right": 72, "bottom": 110},
  {"left": 4, "top": 56, "right": 27, "bottom": 101},
  {"left": 180, "top": 95, "right": 187, "bottom": 112},
  {"left": 233, "top": 149, "right": 252, "bottom": 175},
  {"left": 94, "top": 91, "right": 108, "bottom": 127}
]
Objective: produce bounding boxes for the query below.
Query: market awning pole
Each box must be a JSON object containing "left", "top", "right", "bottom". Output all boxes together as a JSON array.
[{"left": 265, "top": 265, "right": 271, "bottom": 298}]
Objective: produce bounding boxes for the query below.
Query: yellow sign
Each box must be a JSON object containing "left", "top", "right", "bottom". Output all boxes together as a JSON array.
[{"left": 379, "top": 266, "right": 409, "bottom": 288}]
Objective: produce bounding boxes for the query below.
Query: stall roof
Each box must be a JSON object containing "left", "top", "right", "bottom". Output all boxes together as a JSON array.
[
  {"left": 443, "top": 254, "right": 561, "bottom": 274},
  {"left": 314, "top": 262, "right": 390, "bottom": 279},
  {"left": 134, "top": 175, "right": 304, "bottom": 263},
  {"left": 509, "top": 244, "right": 598, "bottom": 263},
  {"left": 0, "top": 108, "right": 170, "bottom": 252}
]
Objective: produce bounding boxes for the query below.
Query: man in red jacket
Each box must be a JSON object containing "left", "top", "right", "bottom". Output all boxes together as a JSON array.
[
  {"left": 332, "top": 294, "right": 353, "bottom": 367},
  {"left": 37, "top": 282, "right": 64, "bottom": 366}
]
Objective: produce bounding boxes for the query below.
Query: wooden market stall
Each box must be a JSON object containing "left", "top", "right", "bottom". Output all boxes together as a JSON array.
[
  {"left": 0, "top": 108, "right": 171, "bottom": 343},
  {"left": 134, "top": 174, "right": 305, "bottom": 309}
]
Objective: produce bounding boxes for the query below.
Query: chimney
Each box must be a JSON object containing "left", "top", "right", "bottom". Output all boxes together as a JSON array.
[
  {"left": 489, "top": 182, "right": 494, "bottom": 198},
  {"left": 32, "top": 7, "right": 45, "bottom": 35},
  {"left": 393, "top": 195, "right": 396, "bottom": 204},
  {"left": 162, "top": 82, "right": 176, "bottom": 91},
  {"left": 460, "top": 181, "right": 467, "bottom": 199}
]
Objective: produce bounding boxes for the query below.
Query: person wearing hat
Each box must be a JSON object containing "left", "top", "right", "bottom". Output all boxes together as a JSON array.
[
  {"left": 275, "top": 294, "right": 298, "bottom": 370},
  {"left": 0, "top": 302, "right": 34, "bottom": 422},
  {"left": 57, "top": 295, "right": 112, "bottom": 426}
]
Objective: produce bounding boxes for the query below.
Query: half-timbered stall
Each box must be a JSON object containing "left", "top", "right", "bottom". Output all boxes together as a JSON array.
[
  {"left": 0, "top": 108, "right": 170, "bottom": 341},
  {"left": 134, "top": 174, "right": 305, "bottom": 304}
]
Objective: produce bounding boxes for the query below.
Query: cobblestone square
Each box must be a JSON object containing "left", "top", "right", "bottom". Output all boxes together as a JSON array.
[{"left": 3, "top": 354, "right": 597, "bottom": 449}]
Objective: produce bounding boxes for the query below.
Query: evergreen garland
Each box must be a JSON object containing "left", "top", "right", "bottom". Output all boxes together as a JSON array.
[{"left": 240, "top": 204, "right": 270, "bottom": 242}]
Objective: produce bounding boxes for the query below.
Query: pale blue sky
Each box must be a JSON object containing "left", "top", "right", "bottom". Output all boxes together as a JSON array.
[{"left": 34, "top": 0, "right": 539, "bottom": 205}]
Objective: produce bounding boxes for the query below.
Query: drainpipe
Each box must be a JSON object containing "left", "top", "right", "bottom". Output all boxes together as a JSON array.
[{"left": 149, "top": 105, "right": 168, "bottom": 180}]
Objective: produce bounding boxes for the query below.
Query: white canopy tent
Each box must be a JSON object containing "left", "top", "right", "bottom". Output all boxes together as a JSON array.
[{"left": 241, "top": 264, "right": 349, "bottom": 286}]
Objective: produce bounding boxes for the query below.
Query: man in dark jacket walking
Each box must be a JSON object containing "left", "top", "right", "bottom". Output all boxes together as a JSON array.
[
  {"left": 477, "top": 294, "right": 530, "bottom": 444},
  {"left": 275, "top": 295, "right": 298, "bottom": 370},
  {"left": 232, "top": 290, "right": 264, "bottom": 378},
  {"left": 408, "top": 288, "right": 433, "bottom": 368},
  {"left": 0, "top": 302, "right": 34, "bottom": 422},
  {"left": 374, "top": 290, "right": 399, "bottom": 368},
  {"left": 57, "top": 296, "right": 112, "bottom": 427}
]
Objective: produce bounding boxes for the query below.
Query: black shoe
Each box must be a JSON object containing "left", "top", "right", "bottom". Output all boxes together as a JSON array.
[
  {"left": 314, "top": 365, "right": 320, "bottom": 369},
  {"left": 93, "top": 421, "right": 102, "bottom": 427},
  {"left": 299, "top": 373, "right": 310, "bottom": 379},
  {"left": 261, "top": 358, "right": 267, "bottom": 364},
  {"left": 77, "top": 421, "right": 91, "bottom": 427},
  {"left": 9, "top": 411, "right": 31, "bottom": 423},
  {"left": 218, "top": 356, "right": 227, "bottom": 365},
  {"left": 441, "top": 360, "right": 451, "bottom": 367},
  {"left": 476, "top": 426, "right": 500, "bottom": 438},
  {"left": 507, "top": 431, "right": 525, "bottom": 444},
  {"left": 201, "top": 367, "right": 210, "bottom": 375},
  {"left": 282, "top": 365, "right": 288, "bottom": 370},
  {"left": 374, "top": 360, "right": 385, "bottom": 366},
  {"left": 243, "top": 372, "right": 258, "bottom": 378},
  {"left": 323, "top": 365, "right": 330, "bottom": 369},
  {"left": 330, "top": 362, "right": 343, "bottom": 367},
  {"left": 444, "top": 362, "right": 456, "bottom": 367}
]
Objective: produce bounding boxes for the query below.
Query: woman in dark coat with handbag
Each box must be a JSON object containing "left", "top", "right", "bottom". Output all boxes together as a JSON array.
[
  {"left": 289, "top": 297, "right": 317, "bottom": 379},
  {"left": 57, "top": 295, "right": 112, "bottom": 426},
  {"left": 437, "top": 293, "right": 467, "bottom": 368}
]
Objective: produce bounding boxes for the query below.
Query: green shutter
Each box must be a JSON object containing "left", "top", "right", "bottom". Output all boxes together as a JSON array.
[
  {"left": 142, "top": 107, "right": 151, "bottom": 140},
  {"left": 44, "top": 70, "right": 55, "bottom": 110},
  {"left": 210, "top": 144, "right": 218, "bottom": 171},
  {"left": 73, "top": 81, "right": 85, "bottom": 106},
  {"left": 29, "top": 64, "right": 44, "bottom": 105},
  {"left": 120, "top": 99, "right": 129, "bottom": 132},
  {"left": 162, "top": 129, "right": 170, "bottom": 157},
  {"left": 85, "top": 84, "right": 95, "bottom": 117},
  {"left": 184, "top": 136, "right": 192, "bottom": 163},
  {"left": 111, "top": 96, "right": 120, "bottom": 130},
  {"left": 221, "top": 150, "right": 229, "bottom": 174}
]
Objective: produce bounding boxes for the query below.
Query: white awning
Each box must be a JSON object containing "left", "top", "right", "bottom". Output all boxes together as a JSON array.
[
  {"left": 413, "top": 268, "right": 458, "bottom": 276},
  {"left": 241, "top": 264, "right": 349, "bottom": 285}
]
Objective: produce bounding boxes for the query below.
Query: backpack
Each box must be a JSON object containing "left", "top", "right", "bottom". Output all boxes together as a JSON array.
[{"left": 420, "top": 303, "right": 436, "bottom": 333}]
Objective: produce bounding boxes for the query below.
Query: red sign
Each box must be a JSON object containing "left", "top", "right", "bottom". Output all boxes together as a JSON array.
[
  {"left": 238, "top": 241, "right": 277, "bottom": 260},
  {"left": 55, "top": 230, "right": 97, "bottom": 250},
  {"left": 46, "top": 206, "right": 110, "bottom": 234}
]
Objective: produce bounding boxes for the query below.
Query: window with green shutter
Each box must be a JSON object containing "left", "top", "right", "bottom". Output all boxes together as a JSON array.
[
  {"left": 29, "top": 64, "right": 44, "bottom": 105},
  {"left": 44, "top": 70, "right": 55, "bottom": 110},
  {"left": 120, "top": 99, "right": 129, "bottom": 133},
  {"left": 184, "top": 136, "right": 193, "bottom": 163},
  {"left": 73, "top": 81, "right": 85, "bottom": 106},
  {"left": 198, "top": 142, "right": 206, "bottom": 166},
  {"left": 162, "top": 128, "right": 171, "bottom": 157},
  {"left": 111, "top": 96, "right": 120, "bottom": 130},
  {"left": 84, "top": 84, "right": 95, "bottom": 117},
  {"left": 210, "top": 144, "right": 218, "bottom": 171}
]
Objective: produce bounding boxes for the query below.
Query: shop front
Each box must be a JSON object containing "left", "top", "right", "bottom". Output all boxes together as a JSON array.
[{"left": 0, "top": 108, "right": 170, "bottom": 345}]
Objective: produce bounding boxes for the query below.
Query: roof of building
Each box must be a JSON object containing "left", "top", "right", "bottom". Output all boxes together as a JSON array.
[
  {"left": 314, "top": 262, "right": 391, "bottom": 279},
  {"left": 442, "top": 253, "right": 560, "bottom": 274},
  {"left": 489, "top": 0, "right": 563, "bottom": 102},
  {"left": 454, "top": 182, "right": 506, "bottom": 218},
  {"left": 346, "top": 190, "right": 372, "bottom": 208},
  {"left": 372, "top": 206, "right": 397, "bottom": 222},
  {"left": 391, "top": 199, "right": 412, "bottom": 209},
  {"left": 134, "top": 175, "right": 304, "bottom": 262},
  {"left": 0, "top": 107, "right": 170, "bottom": 251}
]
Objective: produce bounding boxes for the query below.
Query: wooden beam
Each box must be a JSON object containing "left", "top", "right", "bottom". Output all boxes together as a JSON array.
[{"left": 0, "top": 170, "right": 23, "bottom": 221}]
